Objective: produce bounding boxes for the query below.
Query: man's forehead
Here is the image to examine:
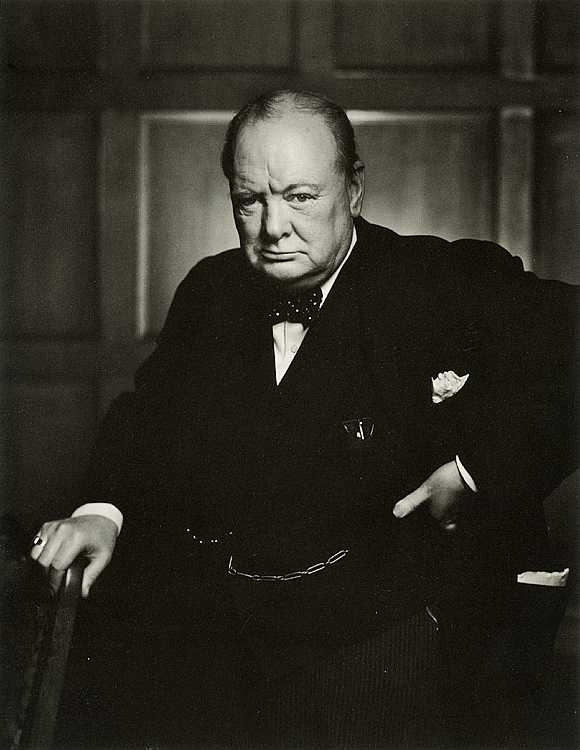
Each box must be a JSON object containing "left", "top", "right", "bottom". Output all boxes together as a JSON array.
[{"left": 232, "top": 111, "right": 339, "bottom": 182}]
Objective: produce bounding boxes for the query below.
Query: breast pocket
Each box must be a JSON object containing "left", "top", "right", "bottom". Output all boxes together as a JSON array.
[{"left": 335, "top": 418, "right": 405, "bottom": 500}]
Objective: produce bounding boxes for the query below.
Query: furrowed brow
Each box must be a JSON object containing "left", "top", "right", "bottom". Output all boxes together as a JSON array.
[
  {"left": 231, "top": 187, "right": 260, "bottom": 195},
  {"left": 284, "top": 183, "right": 320, "bottom": 192}
]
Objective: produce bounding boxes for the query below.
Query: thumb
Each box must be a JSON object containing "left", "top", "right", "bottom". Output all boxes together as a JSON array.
[
  {"left": 393, "top": 483, "right": 430, "bottom": 518},
  {"left": 81, "top": 553, "right": 109, "bottom": 598}
]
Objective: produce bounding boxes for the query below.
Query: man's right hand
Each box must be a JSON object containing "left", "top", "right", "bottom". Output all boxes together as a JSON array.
[{"left": 29, "top": 515, "right": 118, "bottom": 598}]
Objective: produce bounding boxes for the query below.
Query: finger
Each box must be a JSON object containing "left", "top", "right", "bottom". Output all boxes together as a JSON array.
[
  {"left": 81, "top": 553, "right": 110, "bottom": 598},
  {"left": 393, "top": 484, "right": 430, "bottom": 518},
  {"left": 30, "top": 534, "right": 47, "bottom": 560},
  {"left": 29, "top": 522, "right": 54, "bottom": 561},
  {"left": 34, "top": 525, "right": 67, "bottom": 568}
]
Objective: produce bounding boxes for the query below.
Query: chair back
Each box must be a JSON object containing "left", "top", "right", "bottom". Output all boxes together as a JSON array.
[{"left": 1, "top": 515, "right": 83, "bottom": 750}]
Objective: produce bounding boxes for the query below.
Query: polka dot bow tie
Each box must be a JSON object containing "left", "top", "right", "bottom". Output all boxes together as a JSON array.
[{"left": 268, "top": 286, "right": 323, "bottom": 327}]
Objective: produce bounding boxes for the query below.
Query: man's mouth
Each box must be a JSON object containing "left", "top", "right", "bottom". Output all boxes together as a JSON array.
[{"left": 260, "top": 249, "right": 297, "bottom": 261}]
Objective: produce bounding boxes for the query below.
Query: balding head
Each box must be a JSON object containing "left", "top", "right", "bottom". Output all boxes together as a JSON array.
[{"left": 221, "top": 89, "right": 360, "bottom": 183}]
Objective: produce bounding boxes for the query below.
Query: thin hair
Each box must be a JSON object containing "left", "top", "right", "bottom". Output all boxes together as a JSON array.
[{"left": 221, "top": 89, "right": 360, "bottom": 181}]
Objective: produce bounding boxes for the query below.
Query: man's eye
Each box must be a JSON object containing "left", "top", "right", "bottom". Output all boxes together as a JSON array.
[
  {"left": 288, "top": 193, "right": 314, "bottom": 204},
  {"left": 235, "top": 195, "right": 258, "bottom": 208}
]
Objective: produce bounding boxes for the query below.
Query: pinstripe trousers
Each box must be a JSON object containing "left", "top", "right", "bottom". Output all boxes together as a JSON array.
[{"left": 238, "top": 607, "right": 444, "bottom": 749}]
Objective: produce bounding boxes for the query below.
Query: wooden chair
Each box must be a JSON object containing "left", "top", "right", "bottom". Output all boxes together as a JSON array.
[{"left": 1, "top": 515, "right": 83, "bottom": 750}]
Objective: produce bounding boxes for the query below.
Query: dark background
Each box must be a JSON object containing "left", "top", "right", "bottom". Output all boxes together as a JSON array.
[{"left": 1, "top": 0, "right": 578, "bottom": 729}]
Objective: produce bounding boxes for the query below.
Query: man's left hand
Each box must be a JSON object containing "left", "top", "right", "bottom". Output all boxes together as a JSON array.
[{"left": 392, "top": 460, "right": 470, "bottom": 532}]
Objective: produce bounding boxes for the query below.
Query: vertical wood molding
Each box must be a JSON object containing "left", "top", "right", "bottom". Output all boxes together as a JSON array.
[
  {"left": 98, "top": 111, "right": 140, "bottom": 342},
  {"left": 497, "top": 106, "right": 534, "bottom": 269},
  {"left": 295, "top": 0, "right": 334, "bottom": 73},
  {"left": 97, "top": 0, "right": 141, "bottom": 74},
  {"left": 499, "top": 0, "right": 536, "bottom": 79},
  {"left": 97, "top": 4, "right": 141, "bottom": 344},
  {"left": 497, "top": 2, "right": 536, "bottom": 267},
  {"left": 137, "top": 114, "right": 150, "bottom": 339},
  {"left": 534, "top": 110, "right": 580, "bottom": 284}
]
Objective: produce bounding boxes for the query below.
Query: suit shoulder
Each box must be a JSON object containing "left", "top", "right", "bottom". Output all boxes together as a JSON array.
[
  {"left": 177, "top": 247, "right": 244, "bottom": 293},
  {"left": 358, "top": 218, "right": 528, "bottom": 285},
  {"left": 357, "top": 217, "right": 453, "bottom": 269},
  {"left": 157, "top": 248, "right": 245, "bottom": 339}
]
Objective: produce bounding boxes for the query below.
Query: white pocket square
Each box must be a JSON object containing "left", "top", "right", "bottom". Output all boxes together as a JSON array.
[{"left": 431, "top": 371, "right": 469, "bottom": 403}]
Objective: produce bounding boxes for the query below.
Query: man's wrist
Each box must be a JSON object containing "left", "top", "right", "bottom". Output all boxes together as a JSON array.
[{"left": 72, "top": 503, "right": 123, "bottom": 534}]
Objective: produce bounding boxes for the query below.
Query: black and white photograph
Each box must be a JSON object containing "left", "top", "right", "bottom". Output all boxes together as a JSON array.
[{"left": 1, "top": 1, "right": 579, "bottom": 748}]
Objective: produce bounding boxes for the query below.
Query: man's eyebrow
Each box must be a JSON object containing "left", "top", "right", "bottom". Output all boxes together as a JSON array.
[
  {"left": 230, "top": 186, "right": 261, "bottom": 196},
  {"left": 284, "top": 183, "right": 321, "bottom": 192},
  {"left": 230, "top": 183, "right": 321, "bottom": 195}
]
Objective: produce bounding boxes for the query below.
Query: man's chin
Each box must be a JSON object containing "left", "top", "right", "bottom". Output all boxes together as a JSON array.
[{"left": 251, "top": 259, "right": 315, "bottom": 290}]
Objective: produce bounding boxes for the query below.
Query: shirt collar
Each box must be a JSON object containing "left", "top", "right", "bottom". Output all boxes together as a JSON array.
[{"left": 320, "top": 225, "right": 358, "bottom": 305}]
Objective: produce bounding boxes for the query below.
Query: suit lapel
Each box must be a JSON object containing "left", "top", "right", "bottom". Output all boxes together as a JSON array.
[
  {"left": 217, "top": 262, "right": 276, "bottom": 399},
  {"left": 275, "top": 252, "right": 360, "bottom": 404},
  {"left": 354, "top": 219, "right": 434, "bottom": 431}
]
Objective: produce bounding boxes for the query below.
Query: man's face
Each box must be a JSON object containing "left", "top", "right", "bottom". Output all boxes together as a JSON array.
[{"left": 230, "top": 111, "right": 364, "bottom": 291}]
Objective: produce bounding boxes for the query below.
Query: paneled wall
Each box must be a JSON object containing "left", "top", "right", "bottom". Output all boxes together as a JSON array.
[{"left": 2, "top": 0, "right": 578, "bottom": 543}]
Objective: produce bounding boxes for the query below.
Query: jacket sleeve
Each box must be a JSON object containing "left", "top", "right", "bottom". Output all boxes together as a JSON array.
[
  {"left": 81, "top": 256, "right": 217, "bottom": 509},
  {"left": 440, "top": 240, "right": 579, "bottom": 502}
]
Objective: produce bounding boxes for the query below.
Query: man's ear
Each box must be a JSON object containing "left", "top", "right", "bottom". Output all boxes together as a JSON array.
[{"left": 348, "top": 160, "right": 365, "bottom": 217}]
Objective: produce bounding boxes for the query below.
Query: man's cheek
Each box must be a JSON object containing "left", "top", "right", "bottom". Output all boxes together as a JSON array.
[{"left": 236, "top": 215, "right": 258, "bottom": 238}]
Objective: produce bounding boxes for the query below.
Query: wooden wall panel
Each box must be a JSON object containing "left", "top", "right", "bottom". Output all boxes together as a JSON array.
[
  {"left": 336, "top": 0, "right": 494, "bottom": 70},
  {"left": 3, "top": 0, "right": 99, "bottom": 72},
  {"left": 537, "top": 0, "right": 580, "bottom": 72},
  {"left": 139, "top": 114, "right": 239, "bottom": 336},
  {"left": 535, "top": 112, "right": 580, "bottom": 284},
  {"left": 97, "top": 0, "right": 142, "bottom": 73},
  {"left": 353, "top": 113, "right": 494, "bottom": 240},
  {"left": 4, "top": 380, "right": 96, "bottom": 522},
  {"left": 497, "top": 107, "right": 534, "bottom": 269},
  {"left": 141, "top": 0, "right": 293, "bottom": 70},
  {"left": 2, "top": 112, "right": 98, "bottom": 339},
  {"left": 499, "top": 0, "right": 535, "bottom": 78},
  {"left": 99, "top": 111, "right": 140, "bottom": 342}
]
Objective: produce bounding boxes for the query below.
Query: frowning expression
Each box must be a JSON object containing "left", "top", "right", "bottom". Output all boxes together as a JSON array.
[{"left": 230, "top": 111, "right": 364, "bottom": 291}]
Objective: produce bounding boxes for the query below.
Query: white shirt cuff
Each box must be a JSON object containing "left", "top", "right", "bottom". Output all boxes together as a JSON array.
[
  {"left": 455, "top": 455, "right": 477, "bottom": 492},
  {"left": 517, "top": 568, "right": 569, "bottom": 587},
  {"left": 72, "top": 503, "right": 123, "bottom": 534}
]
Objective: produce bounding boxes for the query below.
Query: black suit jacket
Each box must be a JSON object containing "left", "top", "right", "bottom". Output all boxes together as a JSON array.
[{"left": 85, "top": 218, "right": 578, "bottom": 624}]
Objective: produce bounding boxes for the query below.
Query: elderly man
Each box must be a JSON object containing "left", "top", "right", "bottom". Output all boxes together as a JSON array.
[{"left": 32, "top": 90, "right": 577, "bottom": 748}]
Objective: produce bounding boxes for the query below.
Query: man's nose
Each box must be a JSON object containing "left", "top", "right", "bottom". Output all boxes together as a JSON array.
[{"left": 261, "top": 200, "right": 291, "bottom": 242}]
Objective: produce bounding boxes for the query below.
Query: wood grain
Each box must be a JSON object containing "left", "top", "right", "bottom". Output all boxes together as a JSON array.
[
  {"left": 2, "top": 112, "right": 97, "bottom": 338},
  {"left": 140, "top": 0, "right": 293, "bottom": 70},
  {"left": 336, "top": 0, "right": 493, "bottom": 71},
  {"left": 352, "top": 112, "right": 493, "bottom": 241}
]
